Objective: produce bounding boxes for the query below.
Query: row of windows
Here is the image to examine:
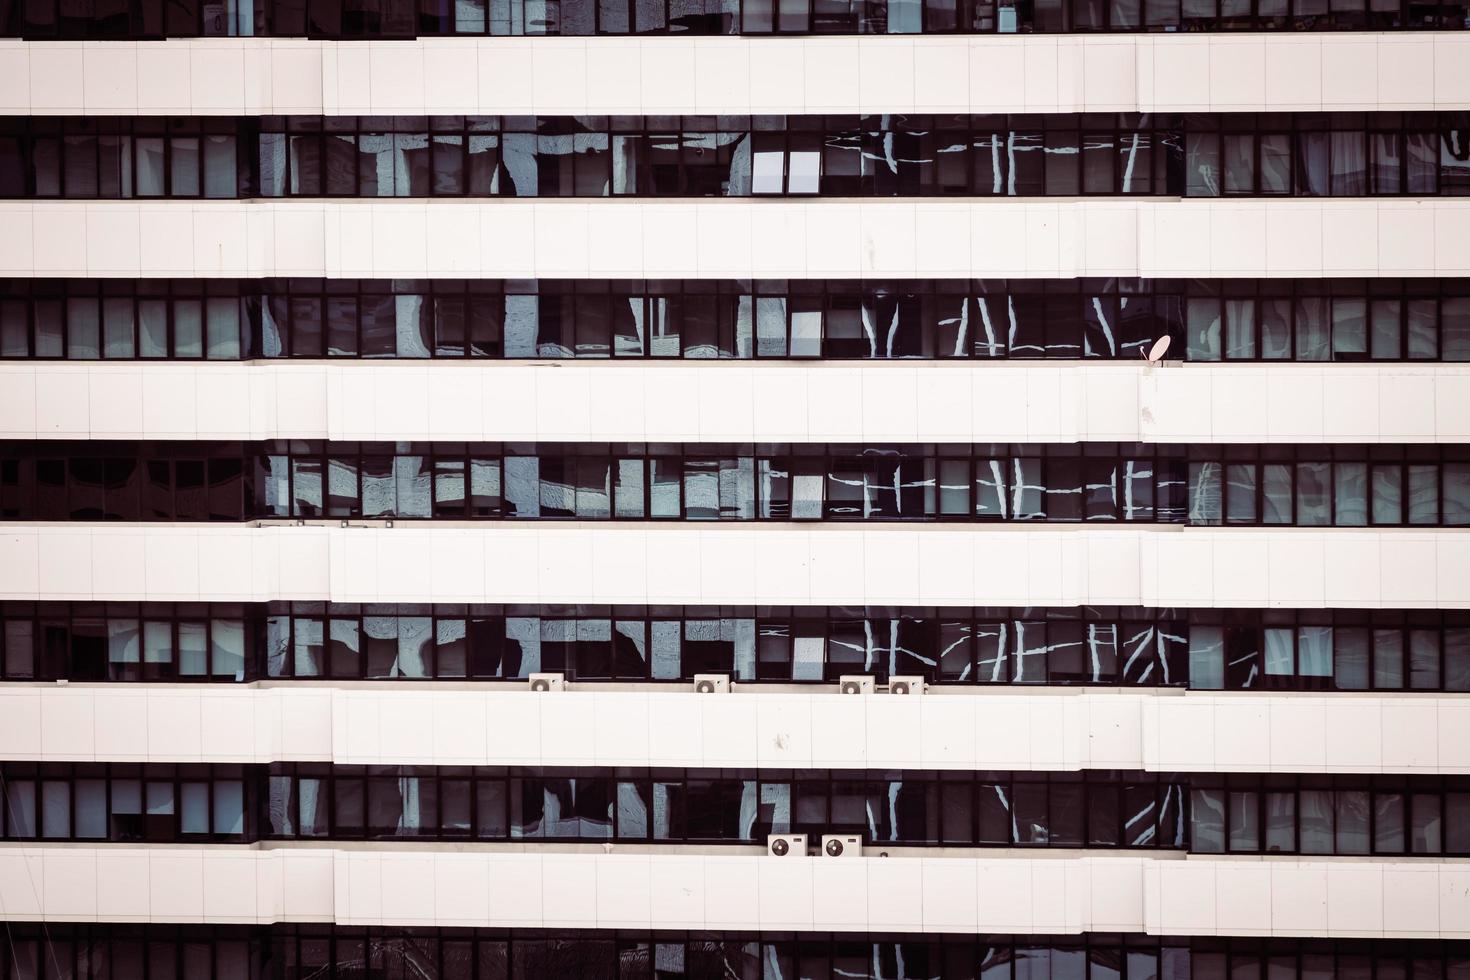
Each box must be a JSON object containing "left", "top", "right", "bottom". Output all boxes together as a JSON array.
[
  {"left": 2, "top": 930, "right": 1467, "bottom": 980},
  {"left": 3, "top": 602, "right": 1468, "bottom": 690},
  {"left": 5, "top": 113, "right": 1470, "bottom": 199},
  {"left": 4, "top": 442, "right": 1469, "bottom": 527},
  {"left": 7, "top": 0, "right": 1470, "bottom": 38},
  {"left": 4, "top": 764, "right": 1470, "bottom": 855},
  {"left": 3, "top": 277, "right": 1469, "bottom": 363}
]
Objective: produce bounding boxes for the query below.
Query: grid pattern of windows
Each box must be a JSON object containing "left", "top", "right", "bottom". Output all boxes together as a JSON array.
[
  {"left": 4, "top": 442, "right": 1469, "bottom": 527},
  {"left": 5, "top": 114, "right": 1470, "bottom": 200},
  {"left": 5, "top": 0, "right": 1468, "bottom": 37},
  {"left": 1, "top": 930, "right": 1467, "bottom": 980},
  {"left": 5, "top": 763, "right": 1470, "bottom": 854},
  {"left": 0, "top": 763, "right": 253, "bottom": 843},
  {"left": 3, "top": 278, "right": 1468, "bottom": 362},
  {"left": 3, "top": 603, "right": 1468, "bottom": 690}
]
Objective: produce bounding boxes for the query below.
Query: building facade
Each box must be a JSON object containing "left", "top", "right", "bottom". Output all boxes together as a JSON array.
[{"left": 1, "top": 3, "right": 1470, "bottom": 978}]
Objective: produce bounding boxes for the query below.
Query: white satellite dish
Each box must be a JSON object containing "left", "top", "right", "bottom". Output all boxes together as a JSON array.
[{"left": 1146, "top": 335, "right": 1172, "bottom": 363}]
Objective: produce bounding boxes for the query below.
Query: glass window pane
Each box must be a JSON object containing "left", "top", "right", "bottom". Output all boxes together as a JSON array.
[
  {"left": 1296, "top": 461, "right": 1330, "bottom": 525},
  {"left": 1299, "top": 790, "right": 1333, "bottom": 853},
  {"left": 1298, "top": 626, "right": 1332, "bottom": 678},
  {"left": 1189, "top": 625, "right": 1224, "bottom": 689},
  {"left": 1334, "top": 627, "right": 1369, "bottom": 690},
  {"left": 1266, "top": 791, "right": 1295, "bottom": 853},
  {"left": 1335, "top": 462, "right": 1367, "bottom": 526},
  {"left": 1336, "top": 790, "right": 1370, "bottom": 854},
  {"left": 1228, "top": 791, "right": 1259, "bottom": 851},
  {"left": 213, "top": 780, "right": 244, "bottom": 835},
  {"left": 1191, "top": 788, "right": 1224, "bottom": 852},
  {"left": 41, "top": 781, "right": 70, "bottom": 838},
  {"left": 171, "top": 137, "right": 201, "bottom": 195},
  {"left": 179, "top": 621, "right": 207, "bottom": 675},
  {"left": 211, "top": 619, "right": 244, "bottom": 678},
  {"left": 1375, "top": 792, "right": 1405, "bottom": 853}
]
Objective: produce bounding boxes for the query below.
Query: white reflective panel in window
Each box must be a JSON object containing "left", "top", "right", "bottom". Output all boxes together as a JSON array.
[
  {"left": 792, "top": 634, "right": 824, "bottom": 681},
  {"left": 787, "top": 151, "right": 821, "bottom": 193},
  {"left": 790, "top": 307, "right": 822, "bottom": 357},
  {"left": 651, "top": 620, "right": 681, "bottom": 679},
  {"left": 751, "top": 151, "right": 784, "bottom": 194},
  {"left": 792, "top": 473, "right": 823, "bottom": 519}
]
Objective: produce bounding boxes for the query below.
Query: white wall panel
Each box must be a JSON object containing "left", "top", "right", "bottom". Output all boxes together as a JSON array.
[
  {"left": 4, "top": 685, "right": 1469, "bottom": 774},
  {"left": 0, "top": 847, "right": 335, "bottom": 924},
  {"left": 4, "top": 362, "right": 1470, "bottom": 444},
  {"left": 3, "top": 524, "right": 1468, "bottom": 607},
  {"left": 2, "top": 847, "right": 1468, "bottom": 937},
  {"left": 2, "top": 34, "right": 1468, "bottom": 116},
  {"left": 4, "top": 200, "right": 1469, "bottom": 280}
]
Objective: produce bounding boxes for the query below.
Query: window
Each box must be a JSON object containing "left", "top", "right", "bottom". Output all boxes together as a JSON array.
[
  {"left": 6, "top": 113, "right": 1470, "bottom": 199},
  {"left": 7, "top": 277, "right": 1470, "bottom": 363}
]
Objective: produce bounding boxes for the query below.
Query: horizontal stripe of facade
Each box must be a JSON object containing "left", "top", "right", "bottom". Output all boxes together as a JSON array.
[
  {"left": 5, "top": 200, "right": 1469, "bottom": 281},
  {"left": 1, "top": 524, "right": 1466, "bottom": 607},
  {"left": 1, "top": 34, "right": 1468, "bottom": 117},
  {"left": 2, "top": 847, "right": 1469, "bottom": 936},
  {"left": 3, "top": 362, "right": 1469, "bottom": 444},
  {"left": 2, "top": 685, "right": 1469, "bottom": 772}
]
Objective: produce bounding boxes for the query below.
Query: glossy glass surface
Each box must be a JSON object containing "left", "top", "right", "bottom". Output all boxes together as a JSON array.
[
  {"left": 3, "top": 441, "right": 1468, "bottom": 527},
  {"left": 5, "top": 114, "right": 1469, "bottom": 200},
  {"left": 4, "top": 277, "right": 1468, "bottom": 362},
  {"left": 3, "top": 602, "right": 1468, "bottom": 690}
]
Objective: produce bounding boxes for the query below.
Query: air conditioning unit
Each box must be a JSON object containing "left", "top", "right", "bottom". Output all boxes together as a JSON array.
[
  {"left": 888, "top": 675, "right": 926, "bottom": 695},
  {"left": 693, "top": 673, "right": 730, "bottom": 694},
  {"left": 839, "top": 675, "right": 874, "bottom": 695},
  {"left": 822, "top": 834, "right": 862, "bottom": 858},
  {"left": 528, "top": 672, "right": 565, "bottom": 692},
  {"left": 767, "top": 833, "right": 808, "bottom": 857}
]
